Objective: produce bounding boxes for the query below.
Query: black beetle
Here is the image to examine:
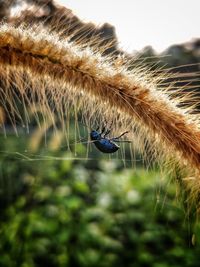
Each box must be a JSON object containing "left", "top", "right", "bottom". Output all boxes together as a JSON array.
[{"left": 90, "top": 126, "right": 129, "bottom": 153}]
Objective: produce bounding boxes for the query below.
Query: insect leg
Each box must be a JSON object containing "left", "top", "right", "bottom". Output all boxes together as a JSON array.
[
  {"left": 112, "top": 140, "right": 131, "bottom": 143},
  {"left": 100, "top": 126, "right": 106, "bottom": 135},
  {"left": 111, "top": 131, "right": 129, "bottom": 140},
  {"left": 103, "top": 120, "right": 113, "bottom": 137},
  {"left": 103, "top": 129, "right": 111, "bottom": 138}
]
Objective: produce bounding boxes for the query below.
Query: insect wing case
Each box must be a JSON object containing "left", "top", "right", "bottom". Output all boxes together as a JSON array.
[{"left": 94, "top": 138, "right": 119, "bottom": 153}]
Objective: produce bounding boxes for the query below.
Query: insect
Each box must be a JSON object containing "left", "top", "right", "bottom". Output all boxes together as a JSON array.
[{"left": 90, "top": 126, "right": 129, "bottom": 153}]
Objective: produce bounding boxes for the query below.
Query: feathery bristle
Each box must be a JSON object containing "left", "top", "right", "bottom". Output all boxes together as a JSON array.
[{"left": 0, "top": 21, "right": 200, "bottom": 211}]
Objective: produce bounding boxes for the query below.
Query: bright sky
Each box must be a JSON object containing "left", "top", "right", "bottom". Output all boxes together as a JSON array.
[{"left": 58, "top": 0, "right": 200, "bottom": 53}]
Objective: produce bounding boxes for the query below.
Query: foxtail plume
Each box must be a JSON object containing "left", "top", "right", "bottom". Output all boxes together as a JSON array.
[{"left": 0, "top": 19, "right": 200, "bottom": 211}]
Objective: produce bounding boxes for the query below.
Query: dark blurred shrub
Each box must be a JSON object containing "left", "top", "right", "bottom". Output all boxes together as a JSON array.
[{"left": 0, "top": 135, "right": 200, "bottom": 267}]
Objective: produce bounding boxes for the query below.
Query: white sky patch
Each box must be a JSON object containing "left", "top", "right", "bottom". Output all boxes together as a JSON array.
[{"left": 58, "top": 0, "right": 200, "bottom": 53}]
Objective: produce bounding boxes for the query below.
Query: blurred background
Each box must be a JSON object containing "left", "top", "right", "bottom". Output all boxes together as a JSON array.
[{"left": 0, "top": 1, "right": 200, "bottom": 266}]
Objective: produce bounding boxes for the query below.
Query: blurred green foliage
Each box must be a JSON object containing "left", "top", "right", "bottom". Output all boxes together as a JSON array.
[{"left": 0, "top": 134, "right": 200, "bottom": 267}]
